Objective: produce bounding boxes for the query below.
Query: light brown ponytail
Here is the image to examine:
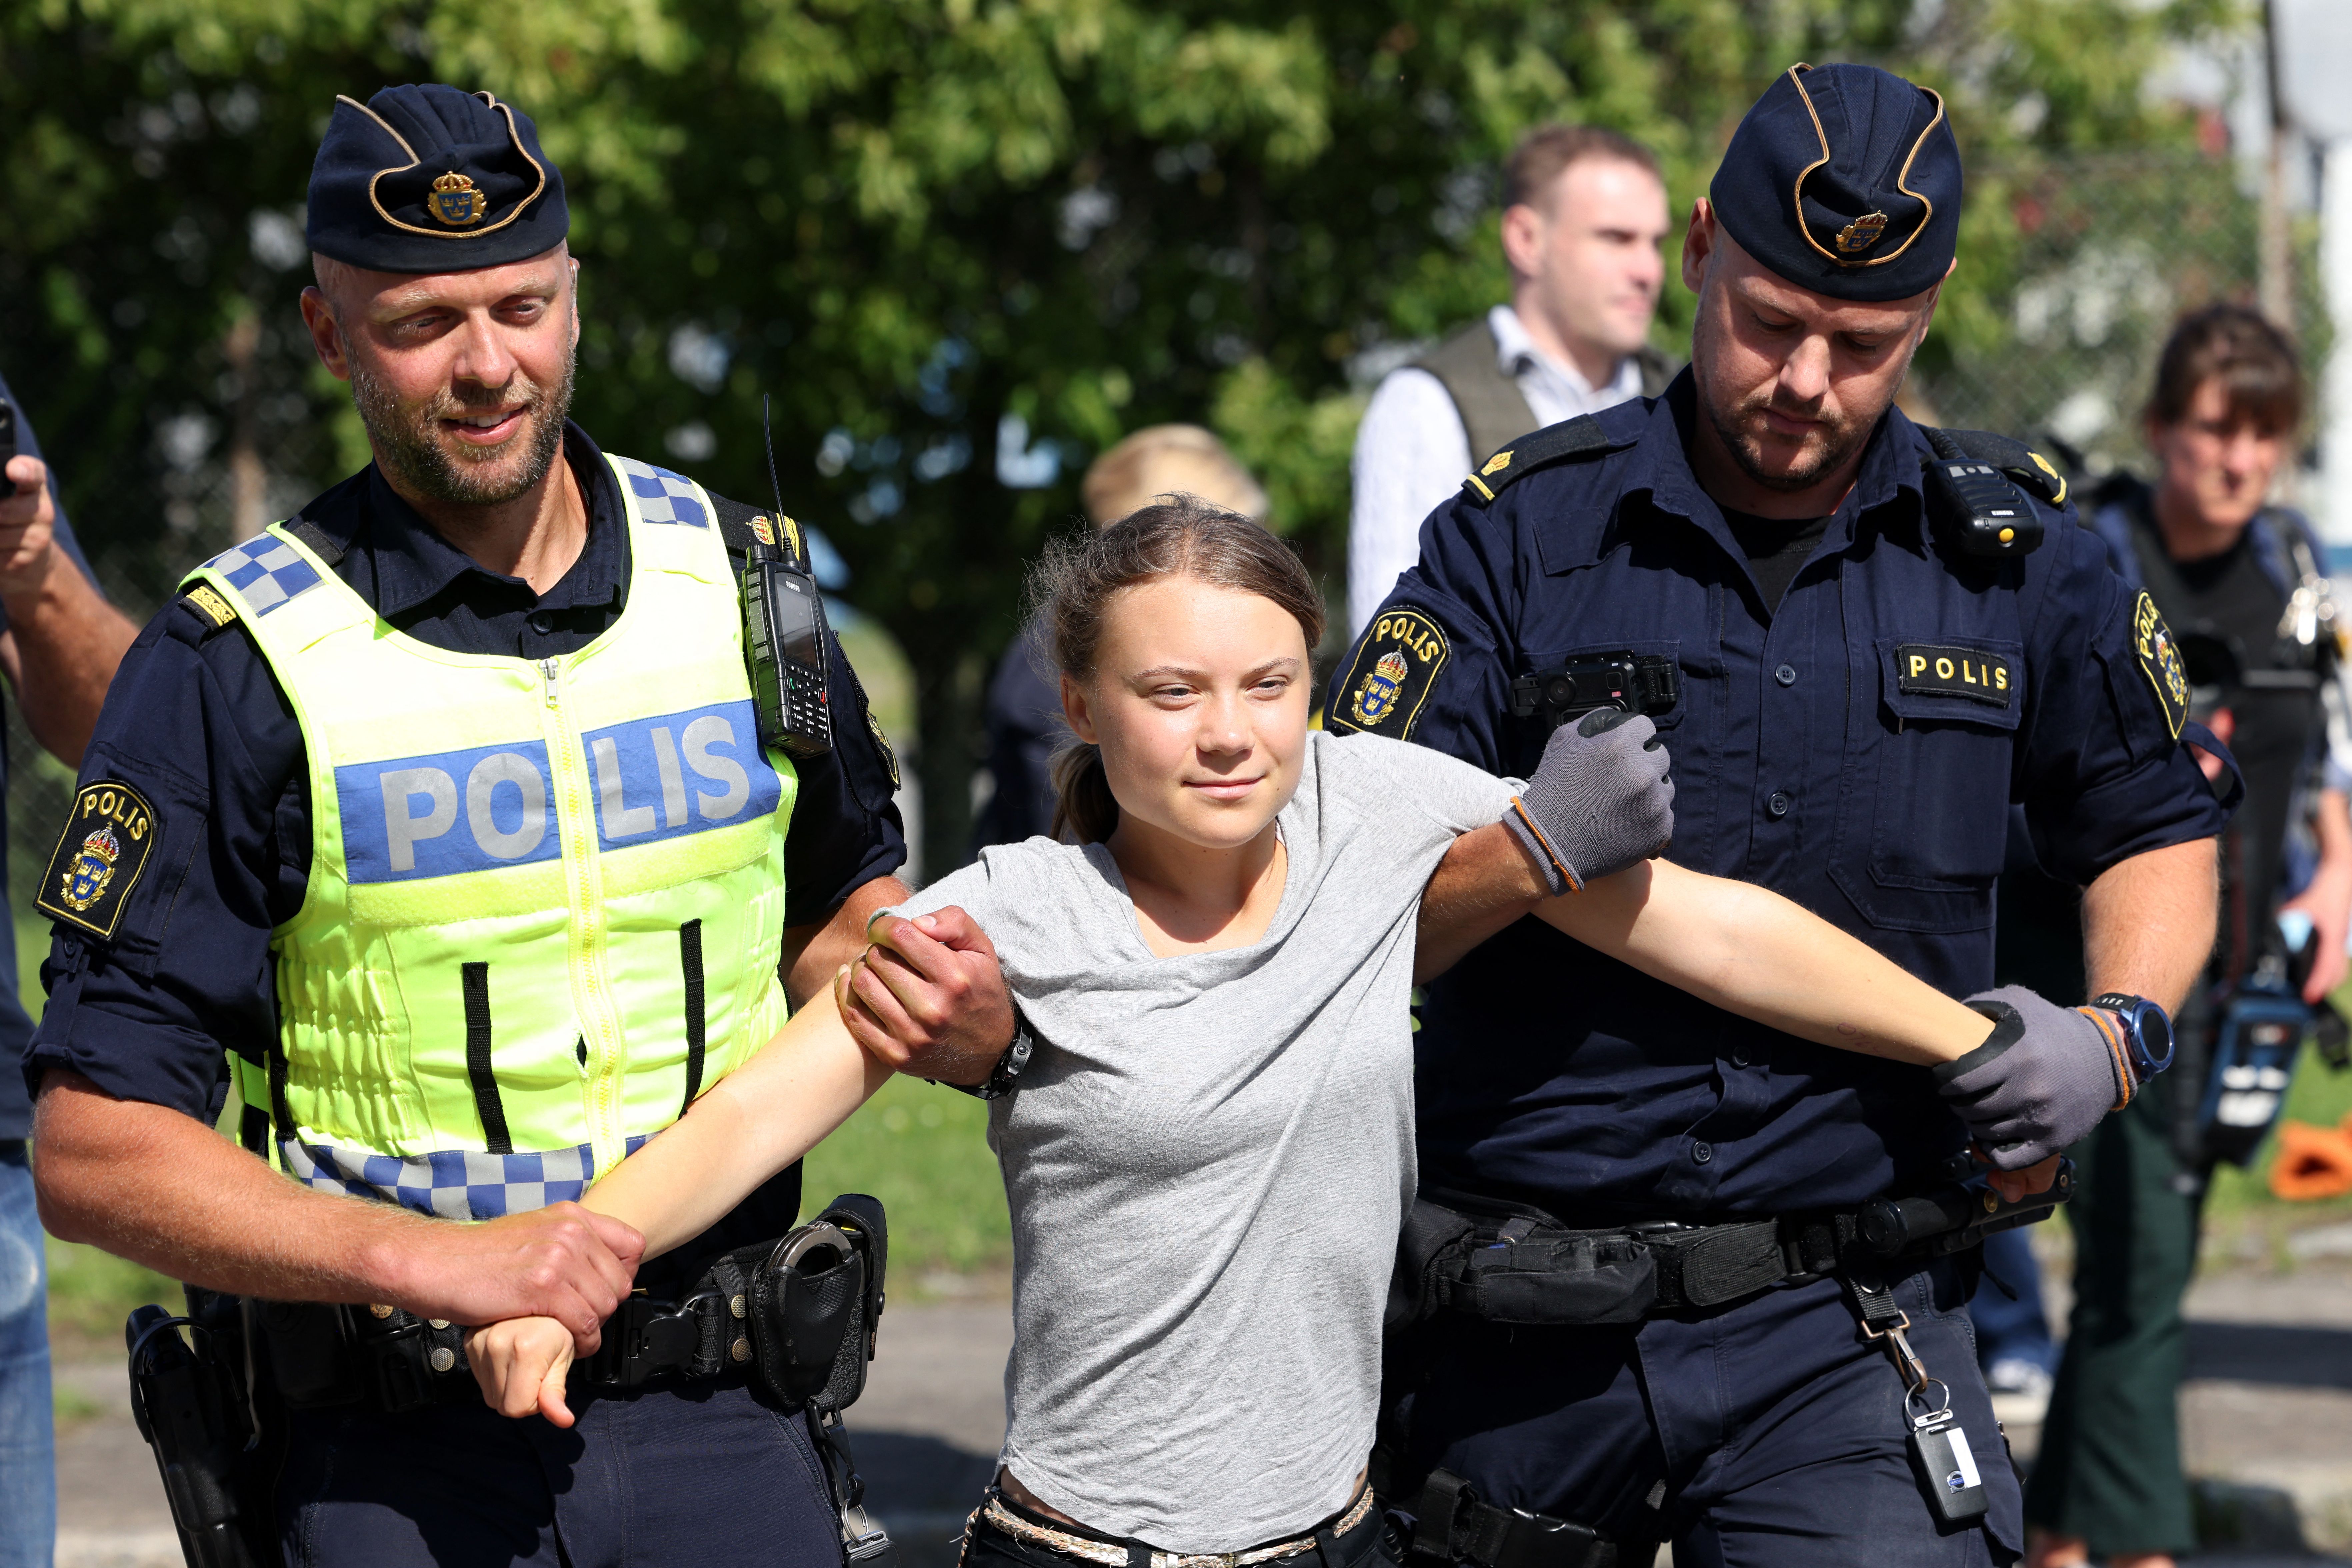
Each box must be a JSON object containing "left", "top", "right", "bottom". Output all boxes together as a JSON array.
[{"left": 1030, "top": 494, "right": 1325, "bottom": 844}]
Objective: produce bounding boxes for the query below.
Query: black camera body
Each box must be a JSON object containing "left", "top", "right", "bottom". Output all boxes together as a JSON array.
[
  {"left": 1511, "top": 653, "right": 1679, "bottom": 732},
  {"left": 0, "top": 398, "right": 17, "bottom": 475},
  {"left": 1922, "top": 457, "right": 2044, "bottom": 559}
]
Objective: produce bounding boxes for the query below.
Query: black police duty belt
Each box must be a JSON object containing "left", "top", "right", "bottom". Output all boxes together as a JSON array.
[
  {"left": 262, "top": 1204, "right": 886, "bottom": 1416},
  {"left": 1393, "top": 1165, "right": 2072, "bottom": 1568},
  {"left": 1399, "top": 1170, "right": 2068, "bottom": 1332}
]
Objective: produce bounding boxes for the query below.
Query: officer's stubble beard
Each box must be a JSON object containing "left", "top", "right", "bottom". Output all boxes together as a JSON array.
[
  {"left": 346, "top": 338, "right": 576, "bottom": 511},
  {"left": 1688, "top": 286, "right": 1913, "bottom": 498}
]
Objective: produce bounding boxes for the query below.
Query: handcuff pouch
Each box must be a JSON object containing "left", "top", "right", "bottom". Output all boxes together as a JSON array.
[{"left": 747, "top": 1192, "right": 889, "bottom": 1411}]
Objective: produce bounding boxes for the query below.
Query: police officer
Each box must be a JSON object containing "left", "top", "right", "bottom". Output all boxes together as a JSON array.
[
  {"left": 26, "top": 85, "right": 1011, "bottom": 1564},
  {"left": 1334, "top": 64, "right": 2229, "bottom": 1566}
]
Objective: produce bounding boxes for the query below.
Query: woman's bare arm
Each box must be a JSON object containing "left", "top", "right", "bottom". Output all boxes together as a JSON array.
[
  {"left": 578, "top": 977, "right": 893, "bottom": 1257},
  {"left": 1416, "top": 823, "right": 1992, "bottom": 1063},
  {"left": 1535, "top": 859, "right": 1993, "bottom": 1064}
]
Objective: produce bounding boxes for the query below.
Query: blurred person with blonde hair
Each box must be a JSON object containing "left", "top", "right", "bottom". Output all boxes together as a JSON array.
[{"left": 973, "top": 424, "right": 1266, "bottom": 848}]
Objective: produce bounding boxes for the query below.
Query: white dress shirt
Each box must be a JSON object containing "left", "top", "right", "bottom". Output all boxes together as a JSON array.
[{"left": 1346, "top": 305, "right": 1645, "bottom": 639}]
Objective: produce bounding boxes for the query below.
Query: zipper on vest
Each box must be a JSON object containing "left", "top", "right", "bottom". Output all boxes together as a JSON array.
[{"left": 537, "top": 654, "right": 630, "bottom": 1179}]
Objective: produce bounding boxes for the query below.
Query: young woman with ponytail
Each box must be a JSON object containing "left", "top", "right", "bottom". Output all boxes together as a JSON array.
[{"left": 465, "top": 498, "right": 2009, "bottom": 1565}]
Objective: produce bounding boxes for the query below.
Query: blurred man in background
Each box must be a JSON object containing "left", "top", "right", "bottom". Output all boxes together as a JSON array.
[
  {"left": 2020, "top": 304, "right": 2352, "bottom": 1568},
  {"left": 0, "top": 373, "right": 140, "bottom": 1568},
  {"left": 1345, "top": 125, "right": 1674, "bottom": 639},
  {"left": 973, "top": 423, "right": 1265, "bottom": 848}
]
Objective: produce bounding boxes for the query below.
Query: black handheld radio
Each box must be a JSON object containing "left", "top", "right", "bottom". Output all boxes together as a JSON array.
[{"left": 745, "top": 398, "right": 834, "bottom": 760}]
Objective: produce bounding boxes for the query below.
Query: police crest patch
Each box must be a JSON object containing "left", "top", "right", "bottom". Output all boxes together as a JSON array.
[
  {"left": 2132, "top": 590, "right": 2189, "bottom": 740},
  {"left": 37, "top": 781, "right": 158, "bottom": 938},
  {"left": 1329, "top": 607, "right": 1449, "bottom": 738}
]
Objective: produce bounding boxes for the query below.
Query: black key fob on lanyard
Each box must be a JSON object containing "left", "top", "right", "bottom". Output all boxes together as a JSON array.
[{"left": 1908, "top": 1395, "right": 1990, "bottom": 1526}]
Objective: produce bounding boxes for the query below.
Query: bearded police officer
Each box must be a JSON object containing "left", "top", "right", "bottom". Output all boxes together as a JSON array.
[
  {"left": 28, "top": 85, "right": 1011, "bottom": 1564},
  {"left": 1335, "top": 65, "right": 2229, "bottom": 1566}
]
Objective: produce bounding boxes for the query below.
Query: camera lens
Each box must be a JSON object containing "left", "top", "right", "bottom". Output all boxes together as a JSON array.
[{"left": 1545, "top": 675, "right": 1577, "bottom": 707}]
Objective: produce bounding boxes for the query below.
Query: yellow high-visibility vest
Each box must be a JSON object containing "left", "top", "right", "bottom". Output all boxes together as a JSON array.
[{"left": 185, "top": 453, "right": 795, "bottom": 1216}]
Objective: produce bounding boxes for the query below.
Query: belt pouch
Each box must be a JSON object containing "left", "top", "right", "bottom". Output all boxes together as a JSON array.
[
  {"left": 1389, "top": 1198, "right": 1479, "bottom": 1331},
  {"left": 345, "top": 1304, "right": 468, "bottom": 1413},
  {"left": 254, "top": 1299, "right": 363, "bottom": 1408},
  {"left": 1454, "top": 1232, "right": 1656, "bottom": 1325},
  {"left": 749, "top": 1210, "right": 871, "bottom": 1406}
]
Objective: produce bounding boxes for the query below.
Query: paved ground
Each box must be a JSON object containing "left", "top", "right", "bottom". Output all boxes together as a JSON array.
[{"left": 47, "top": 1263, "right": 2352, "bottom": 1567}]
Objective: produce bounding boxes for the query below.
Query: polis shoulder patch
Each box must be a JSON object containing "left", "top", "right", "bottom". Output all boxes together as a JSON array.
[
  {"left": 868, "top": 713, "right": 900, "bottom": 789},
  {"left": 2132, "top": 590, "right": 2189, "bottom": 740},
  {"left": 1330, "top": 606, "right": 1449, "bottom": 737},
  {"left": 36, "top": 781, "right": 159, "bottom": 939},
  {"left": 1896, "top": 644, "right": 2016, "bottom": 706}
]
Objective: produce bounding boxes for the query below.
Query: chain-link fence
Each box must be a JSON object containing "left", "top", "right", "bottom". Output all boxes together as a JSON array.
[{"left": 1910, "top": 147, "right": 2330, "bottom": 490}]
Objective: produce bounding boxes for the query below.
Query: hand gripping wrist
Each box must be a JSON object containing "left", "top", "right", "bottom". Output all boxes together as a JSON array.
[
  {"left": 1503, "top": 709, "right": 1675, "bottom": 896},
  {"left": 1938, "top": 984, "right": 2129, "bottom": 1169}
]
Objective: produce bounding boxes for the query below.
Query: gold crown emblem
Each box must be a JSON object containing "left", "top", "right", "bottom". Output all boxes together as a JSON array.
[{"left": 428, "top": 170, "right": 487, "bottom": 229}]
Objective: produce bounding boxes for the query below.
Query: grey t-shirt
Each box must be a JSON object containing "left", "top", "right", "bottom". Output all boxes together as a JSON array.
[{"left": 892, "top": 731, "right": 1517, "bottom": 1550}]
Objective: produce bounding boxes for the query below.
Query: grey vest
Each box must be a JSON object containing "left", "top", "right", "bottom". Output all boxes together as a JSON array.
[{"left": 1410, "top": 318, "right": 1677, "bottom": 465}]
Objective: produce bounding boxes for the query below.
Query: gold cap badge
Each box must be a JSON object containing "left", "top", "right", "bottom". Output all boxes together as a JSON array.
[
  {"left": 430, "top": 171, "right": 487, "bottom": 228},
  {"left": 1835, "top": 211, "right": 1890, "bottom": 254}
]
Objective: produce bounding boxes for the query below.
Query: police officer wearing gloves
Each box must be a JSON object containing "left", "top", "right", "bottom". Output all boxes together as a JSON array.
[
  {"left": 1336, "top": 65, "right": 2229, "bottom": 1567},
  {"left": 27, "top": 86, "right": 1012, "bottom": 1564}
]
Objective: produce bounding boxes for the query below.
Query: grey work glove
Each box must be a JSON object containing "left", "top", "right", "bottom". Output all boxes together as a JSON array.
[
  {"left": 1937, "top": 984, "right": 2136, "bottom": 1170},
  {"left": 1503, "top": 708, "right": 1674, "bottom": 895}
]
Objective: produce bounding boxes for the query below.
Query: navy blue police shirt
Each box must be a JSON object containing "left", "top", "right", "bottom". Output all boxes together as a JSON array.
[
  {"left": 1332, "top": 376, "right": 2226, "bottom": 1221},
  {"left": 0, "top": 370, "right": 107, "bottom": 1141},
  {"left": 25, "top": 424, "right": 906, "bottom": 1285}
]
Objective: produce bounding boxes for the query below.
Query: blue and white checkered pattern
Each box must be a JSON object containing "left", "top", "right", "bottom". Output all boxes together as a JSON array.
[
  {"left": 281, "top": 1133, "right": 651, "bottom": 1219},
  {"left": 611, "top": 455, "right": 709, "bottom": 528},
  {"left": 198, "top": 533, "right": 324, "bottom": 616}
]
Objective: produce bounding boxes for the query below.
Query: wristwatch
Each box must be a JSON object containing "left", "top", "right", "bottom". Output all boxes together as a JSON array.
[
  {"left": 2086, "top": 993, "right": 2175, "bottom": 1081},
  {"left": 935, "top": 1009, "right": 1036, "bottom": 1102}
]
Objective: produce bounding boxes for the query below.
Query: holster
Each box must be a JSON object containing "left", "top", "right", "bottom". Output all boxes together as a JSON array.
[{"left": 127, "top": 1289, "right": 284, "bottom": 1568}]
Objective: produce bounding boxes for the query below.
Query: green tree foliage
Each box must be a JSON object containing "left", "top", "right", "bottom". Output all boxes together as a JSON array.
[{"left": 0, "top": 0, "right": 2238, "bottom": 874}]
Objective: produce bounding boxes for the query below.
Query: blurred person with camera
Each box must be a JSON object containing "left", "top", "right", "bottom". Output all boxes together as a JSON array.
[
  {"left": 0, "top": 373, "right": 139, "bottom": 1568},
  {"left": 2018, "top": 305, "right": 2352, "bottom": 1568},
  {"left": 1345, "top": 125, "right": 1676, "bottom": 640},
  {"left": 24, "top": 85, "right": 1012, "bottom": 1565},
  {"left": 973, "top": 423, "right": 1267, "bottom": 848}
]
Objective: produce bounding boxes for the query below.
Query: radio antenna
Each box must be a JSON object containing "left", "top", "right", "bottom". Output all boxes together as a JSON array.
[{"left": 761, "top": 394, "right": 786, "bottom": 525}]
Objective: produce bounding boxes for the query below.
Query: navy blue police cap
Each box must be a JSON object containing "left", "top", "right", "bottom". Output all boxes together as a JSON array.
[
  {"left": 306, "top": 85, "right": 568, "bottom": 273},
  {"left": 1709, "top": 63, "right": 1960, "bottom": 303}
]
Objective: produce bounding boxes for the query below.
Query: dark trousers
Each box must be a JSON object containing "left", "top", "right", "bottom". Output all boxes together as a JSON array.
[
  {"left": 276, "top": 1378, "right": 841, "bottom": 1567},
  {"left": 961, "top": 1490, "right": 1395, "bottom": 1568},
  {"left": 2023, "top": 1076, "right": 2204, "bottom": 1556},
  {"left": 1400, "top": 1259, "right": 2020, "bottom": 1567},
  {"left": 1970, "top": 1224, "right": 2057, "bottom": 1376}
]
